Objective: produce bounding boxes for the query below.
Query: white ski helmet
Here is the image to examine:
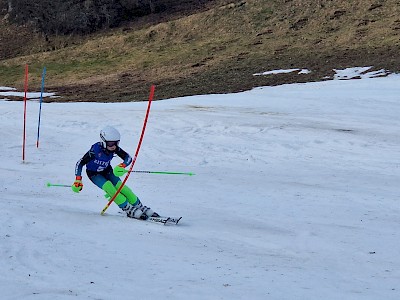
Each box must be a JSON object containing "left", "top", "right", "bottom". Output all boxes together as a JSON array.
[{"left": 100, "top": 126, "right": 121, "bottom": 148}]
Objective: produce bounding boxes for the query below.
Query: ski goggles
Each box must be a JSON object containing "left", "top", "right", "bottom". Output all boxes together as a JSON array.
[{"left": 106, "top": 140, "right": 119, "bottom": 147}]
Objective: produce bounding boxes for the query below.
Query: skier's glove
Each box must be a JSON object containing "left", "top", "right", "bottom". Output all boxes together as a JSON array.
[
  {"left": 113, "top": 163, "right": 128, "bottom": 177},
  {"left": 72, "top": 176, "right": 83, "bottom": 193}
]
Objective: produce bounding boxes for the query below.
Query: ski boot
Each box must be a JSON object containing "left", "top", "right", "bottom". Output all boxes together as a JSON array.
[{"left": 122, "top": 200, "right": 159, "bottom": 220}]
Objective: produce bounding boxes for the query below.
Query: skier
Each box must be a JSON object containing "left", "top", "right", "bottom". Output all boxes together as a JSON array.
[{"left": 72, "top": 126, "right": 159, "bottom": 220}]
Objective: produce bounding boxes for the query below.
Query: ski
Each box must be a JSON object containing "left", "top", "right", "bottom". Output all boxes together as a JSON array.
[
  {"left": 116, "top": 211, "right": 181, "bottom": 225},
  {"left": 165, "top": 216, "right": 182, "bottom": 224},
  {"left": 147, "top": 216, "right": 182, "bottom": 225}
]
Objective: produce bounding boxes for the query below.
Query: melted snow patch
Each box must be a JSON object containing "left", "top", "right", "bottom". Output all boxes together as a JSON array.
[
  {"left": 0, "top": 90, "right": 56, "bottom": 101},
  {"left": 333, "top": 67, "right": 388, "bottom": 80},
  {"left": 0, "top": 86, "right": 16, "bottom": 91},
  {"left": 253, "top": 69, "right": 311, "bottom": 76}
]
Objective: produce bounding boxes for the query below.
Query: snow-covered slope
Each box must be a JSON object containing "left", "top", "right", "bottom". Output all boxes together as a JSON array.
[{"left": 1, "top": 75, "right": 399, "bottom": 299}]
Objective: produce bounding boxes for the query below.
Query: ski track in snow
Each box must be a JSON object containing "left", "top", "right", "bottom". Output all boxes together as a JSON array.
[{"left": 1, "top": 76, "right": 400, "bottom": 299}]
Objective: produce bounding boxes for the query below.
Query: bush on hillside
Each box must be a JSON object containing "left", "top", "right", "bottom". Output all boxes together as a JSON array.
[{"left": 2, "top": 0, "right": 214, "bottom": 35}]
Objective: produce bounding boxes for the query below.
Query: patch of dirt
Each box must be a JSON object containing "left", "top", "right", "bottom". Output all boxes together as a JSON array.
[
  {"left": 1, "top": 0, "right": 400, "bottom": 102},
  {"left": 43, "top": 44, "right": 400, "bottom": 102}
]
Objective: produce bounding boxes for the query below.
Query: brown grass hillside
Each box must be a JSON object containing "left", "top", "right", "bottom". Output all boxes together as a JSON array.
[{"left": 1, "top": 0, "right": 400, "bottom": 102}]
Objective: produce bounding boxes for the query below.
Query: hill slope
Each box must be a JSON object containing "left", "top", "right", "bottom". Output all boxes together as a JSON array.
[
  {"left": 1, "top": 76, "right": 400, "bottom": 299},
  {"left": 1, "top": 0, "right": 400, "bottom": 102}
]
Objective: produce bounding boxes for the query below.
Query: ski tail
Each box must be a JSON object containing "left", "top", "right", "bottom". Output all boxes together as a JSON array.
[{"left": 147, "top": 216, "right": 182, "bottom": 225}]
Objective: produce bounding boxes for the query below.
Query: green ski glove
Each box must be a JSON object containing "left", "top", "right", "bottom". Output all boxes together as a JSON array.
[
  {"left": 72, "top": 176, "right": 83, "bottom": 193},
  {"left": 114, "top": 163, "right": 128, "bottom": 177}
]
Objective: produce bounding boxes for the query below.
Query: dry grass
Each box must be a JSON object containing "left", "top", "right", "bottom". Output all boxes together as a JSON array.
[{"left": 1, "top": 0, "right": 400, "bottom": 102}]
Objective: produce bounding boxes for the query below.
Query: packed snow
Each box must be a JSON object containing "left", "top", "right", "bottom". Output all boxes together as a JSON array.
[{"left": 1, "top": 73, "right": 399, "bottom": 299}]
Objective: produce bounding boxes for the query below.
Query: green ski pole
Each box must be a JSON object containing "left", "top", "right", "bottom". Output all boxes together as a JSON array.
[
  {"left": 114, "top": 168, "right": 195, "bottom": 177},
  {"left": 46, "top": 182, "right": 70, "bottom": 187},
  {"left": 132, "top": 170, "right": 195, "bottom": 176}
]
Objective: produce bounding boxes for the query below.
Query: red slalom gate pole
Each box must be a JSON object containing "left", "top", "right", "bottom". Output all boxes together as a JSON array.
[
  {"left": 101, "top": 85, "right": 155, "bottom": 215},
  {"left": 22, "top": 64, "right": 28, "bottom": 162}
]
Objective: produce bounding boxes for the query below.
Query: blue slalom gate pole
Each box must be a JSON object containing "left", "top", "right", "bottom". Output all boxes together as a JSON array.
[{"left": 36, "top": 67, "right": 46, "bottom": 148}]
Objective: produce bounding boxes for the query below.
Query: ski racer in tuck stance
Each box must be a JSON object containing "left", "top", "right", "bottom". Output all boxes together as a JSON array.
[{"left": 72, "top": 126, "right": 159, "bottom": 220}]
